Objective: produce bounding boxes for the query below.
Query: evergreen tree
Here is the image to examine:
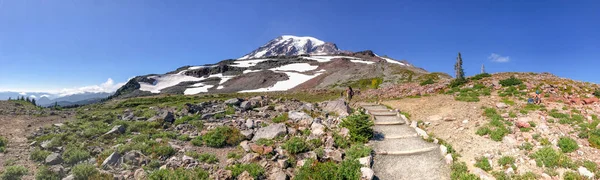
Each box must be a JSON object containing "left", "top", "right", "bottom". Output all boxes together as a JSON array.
[
  {"left": 54, "top": 102, "right": 58, "bottom": 109},
  {"left": 26, "top": 97, "right": 31, "bottom": 103},
  {"left": 31, "top": 98, "right": 36, "bottom": 106},
  {"left": 481, "top": 64, "right": 486, "bottom": 74},
  {"left": 8, "top": 97, "right": 11, "bottom": 101},
  {"left": 454, "top": 52, "right": 465, "bottom": 80}
]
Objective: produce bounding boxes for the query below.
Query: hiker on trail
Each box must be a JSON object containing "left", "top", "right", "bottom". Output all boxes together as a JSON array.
[
  {"left": 534, "top": 90, "right": 542, "bottom": 104},
  {"left": 346, "top": 86, "right": 354, "bottom": 101}
]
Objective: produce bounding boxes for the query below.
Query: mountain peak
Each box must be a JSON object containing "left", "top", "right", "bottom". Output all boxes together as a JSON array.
[{"left": 239, "top": 35, "right": 340, "bottom": 59}]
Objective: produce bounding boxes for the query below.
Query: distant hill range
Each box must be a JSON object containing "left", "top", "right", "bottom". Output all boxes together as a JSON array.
[{"left": 0, "top": 92, "right": 111, "bottom": 107}]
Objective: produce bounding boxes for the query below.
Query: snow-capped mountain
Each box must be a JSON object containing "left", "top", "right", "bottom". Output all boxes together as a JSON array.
[
  {"left": 239, "top": 35, "right": 341, "bottom": 59},
  {"left": 112, "top": 36, "right": 446, "bottom": 99}
]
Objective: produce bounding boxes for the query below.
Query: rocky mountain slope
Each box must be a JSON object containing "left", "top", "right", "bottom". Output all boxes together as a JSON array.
[{"left": 113, "top": 36, "right": 448, "bottom": 99}]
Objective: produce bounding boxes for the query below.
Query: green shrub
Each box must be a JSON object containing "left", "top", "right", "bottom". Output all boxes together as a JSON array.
[
  {"left": 294, "top": 159, "right": 361, "bottom": 180},
  {"left": 492, "top": 171, "right": 510, "bottom": 180},
  {"left": 272, "top": 113, "right": 289, "bottom": 123},
  {"left": 151, "top": 131, "right": 177, "bottom": 139},
  {"left": 450, "top": 162, "right": 479, "bottom": 180},
  {"left": 282, "top": 137, "right": 308, "bottom": 155},
  {"left": 225, "top": 106, "right": 236, "bottom": 115},
  {"left": 449, "top": 78, "right": 467, "bottom": 88},
  {"left": 227, "top": 152, "right": 241, "bottom": 160},
  {"left": 520, "top": 142, "right": 534, "bottom": 151},
  {"left": 148, "top": 144, "right": 175, "bottom": 158},
  {"left": 191, "top": 136, "right": 203, "bottom": 146},
  {"left": 475, "top": 157, "right": 492, "bottom": 171},
  {"left": 333, "top": 133, "right": 351, "bottom": 149},
  {"left": 255, "top": 138, "right": 275, "bottom": 146},
  {"left": 476, "top": 126, "right": 491, "bottom": 136},
  {"left": 340, "top": 111, "right": 374, "bottom": 143},
  {"left": 226, "top": 163, "right": 264, "bottom": 179},
  {"left": 558, "top": 137, "right": 579, "bottom": 153},
  {"left": 499, "top": 76, "right": 522, "bottom": 86},
  {"left": 71, "top": 163, "right": 98, "bottom": 180},
  {"left": 62, "top": 146, "right": 91, "bottom": 165},
  {"left": 198, "top": 153, "right": 219, "bottom": 164},
  {"left": 0, "top": 136, "right": 6, "bottom": 153},
  {"left": 498, "top": 156, "right": 515, "bottom": 167},
  {"left": 30, "top": 148, "right": 51, "bottom": 162},
  {"left": 420, "top": 78, "right": 435, "bottom": 86},
  {"left": 470, "top": 73, "right": 492, "bottom": 80},
  {"left": 35, "top": 166, "right": 60, "bottom": 180},
  {"left": 530, "top": 147, "right": 568, "bottom": 168},
  {"left": 589, "top": 134, "right": 600, "bottom": 149},
  {"left": 173, "top": 114, "right": 200, "bottom": 126},
  {"left": 202, "top": 126, "right": 244, "bottom": 147},
  {"left": 177, "top": 134, "right": 190, "bottom": 141},
  {"left": 0, "top": 165, "right": 28, "bottom": 180},
  {"left": 148, "top": 168, "right": 209, "bottom": 180},
  {"left": 490, "top": 127, "right": 509, "bottom": 142},
  {"left": 345, "top": 144, "right": 372, "bottom": 160},
  {"left": 563, "top": 171, "right": 583, "bottom": 180}
]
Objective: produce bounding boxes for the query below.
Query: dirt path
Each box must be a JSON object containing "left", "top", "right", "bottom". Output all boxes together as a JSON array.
[{"left": 0, "top": 113, "right": 71, "bottom": 178}]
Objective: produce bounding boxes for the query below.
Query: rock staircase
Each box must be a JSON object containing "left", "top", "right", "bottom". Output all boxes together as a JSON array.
[{"left": 361, "top": 103, "right": 450, "bottom": 180}]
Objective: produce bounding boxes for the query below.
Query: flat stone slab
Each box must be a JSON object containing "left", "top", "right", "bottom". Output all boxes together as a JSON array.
[
  {"left": 362, "top": 105, "right": 390, "bottom": 111},
  {"left": 374, "top": 116, "right": 405, "bottom": 125},
  {"left": 373, "top": 150, "right": 450, "bottom": 180},
  {"left": 370, "top": 137, "right": 437, "bottom": 155},
  {"left": 370, "top": 111, "right": 398, "bottom": 116},
  {"left": 373, "top": 125, "right": 418, "bottom": 140}
]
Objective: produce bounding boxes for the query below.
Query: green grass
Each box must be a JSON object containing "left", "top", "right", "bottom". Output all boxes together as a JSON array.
[
  {"left": 345, "top": 144, "right": 372, "bottom": 160},
  {"left": 558, "top": 137, "right": 579, "bottom": 153},
  {"left": 272, "top": 113, "right": 289, "bottom": 123},
  {"left": 35, "top": 166, "right": 60, "bottom": 180},
  {"left": 450, "top": 162, "right": 479, "bottom": 180},
  {"left": 0, "top": 136, "right": 6, "bottom": 153},
  {"left": 498, "top": 156, "right": 515, "bottom": 167},
  {"left": 294, "top": 159, "right": 361, "bottom": 180},
  {"left": 62, "top": 146, "right": 91, "bottom": 165},
  {"left": 282, "top": 137, "right": 308, "bottom": 155},
  {"left": 148, "top": 168, "right": 210, "bottom": 180},
  {"left": 30, "top": 148, "right": 51, "bottom": 162},
  {"left": 475, "top": 157, "right": 492, "bottom": 171},
  {"left": 470, "top": 73, "right": 491, "bottom": 81},
  {"left": 71, "top": 163, "right": 98, "bottom": 180},
  {"left": 530, "top": 147, "right": 569, "bottom": 168},
  {"left": 0, "top": 165, "right": 28, "bottom": 180},
  {"left": 226, "top": 163, "right": 265, "bottom": 179}
]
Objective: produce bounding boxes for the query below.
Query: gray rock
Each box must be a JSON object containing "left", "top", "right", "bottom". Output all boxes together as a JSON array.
[
  {"left": 360, "top": 167, "right": 374, "bottom": 180},
  {"left": 101, "top": 152, "right": 121, "bottom": 168},
  {"left": 275, "top": 105, "right": 288, "bottom": 112},
  {"left": 288, "top": 111, "right": 312, "bottom": 124},
  {"left": 324, "top": 149, "right": 343, "bottom": 162},
  {"left": 134, "top": 169, "right": 147, "bottom": 180},
  {"left": 160, "top": 111, "right": 175, "bottom": 123},
  {"left": 41, "top": 140, "right": 52, "bottom": 149},
  {"left": 245, "top": 119, "right": 254, "bottom": 129},
  {"left": 123, "top": 151, "right": 147, "bottom": 166},
  {"left": 225, "top": 98, "right": 241, "bottom": 106},
  {"left": 323, "top": 99, "right": 350, "bottom": 116},
  {"left": 45, "top": 153, "right": 62, "bottom": 165},
  {"left": 104, "top": 125, "right": 126, "bottom": 136},
  {"left": 49, "top": 165, "right": 65, "bottom": 177},
  {"left": 578, "top": 166, "right": 595, "bottom": 179},
  {"left": 272, "top": 171, "right": 288, "bottom": 180},
  {"left": 240, "top": 141, "right": 251, "bottom": 152},
  {"left": 241, "top": 130, "right": 254, "bottom": 140},
  {"left": 311, "top": 123, "right": 325, "bottom": 136},
  {"left": 251, "top": 123, "right": 287, "bottom": 141},
  {"left": 62, "top": 175, "right": 74, "bottom": 180},
  {"left": 359, "top": 155, "right": 372, "bottom": 167},
  {"left": 496, "top": 102, "right": 508, "bottom": 109},
  {"left": 240, "top": 101, "right": 252, "bottom": 110}
]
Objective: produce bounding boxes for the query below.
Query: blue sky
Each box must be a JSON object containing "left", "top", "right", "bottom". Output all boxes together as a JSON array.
[{"left": 1, "top": 0, "right": 599, "bottom": 93}]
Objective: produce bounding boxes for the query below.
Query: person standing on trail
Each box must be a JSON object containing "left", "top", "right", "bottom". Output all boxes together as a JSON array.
[{"left": 346, "top": 86, "right": 354, "bottom": 101}]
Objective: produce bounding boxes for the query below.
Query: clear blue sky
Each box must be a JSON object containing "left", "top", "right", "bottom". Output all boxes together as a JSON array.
[{"left": 1, "top": 0, "right": 599, "bottom": 92}]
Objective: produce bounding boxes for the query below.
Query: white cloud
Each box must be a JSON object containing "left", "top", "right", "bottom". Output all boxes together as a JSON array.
[
  {"left": 56, "top": 78, "right": 126, "bottom": 97},
  {"left": 29, "top": 95, "right": 37, "bottom": 99},
  {"left": 40, "top": 94, "right": 50, "bottom": 98},
  {"left": 19, "top": 92, "right": 27, "bottom": 95},
  {"left": 488, "top": 53, "right": 510, "bottom": 63}
]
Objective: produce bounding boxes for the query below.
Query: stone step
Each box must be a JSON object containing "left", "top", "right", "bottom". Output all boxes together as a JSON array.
[
  {"left": 373, "top": 125, "right": 418, "bottom": 140},
  {"left": 372, "top": 150, "right": 450, "bottom": 180},
  {"left": 374, "top": 116, "right": 405, "bottom": 125},
  {"left": 362, "top": 105, "right": 390, "bottom": 111},
  {"left": 369, "top": 111, "right": 397, "bottom": 116},
  {"left": 370, "top": 137, "right": 438, "bottom": 155}
]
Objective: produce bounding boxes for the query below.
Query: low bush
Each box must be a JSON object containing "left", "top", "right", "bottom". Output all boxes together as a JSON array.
[
  {"left": 191, "top": 136, "right": 203, "bottom": 146},
  {"left": 226, "top": 163, "right": 264, "bottom": 179},
  {"left": 0, "top": 136, "right": 6, "bottom": 152},
  {"left": 148, "top": 144, "right": 175, "bottom": 158},
  {"left": 35, "top": 166, "right": 60, "bottom": 180},
  {"left": 420, "top": 78, "right": 435, "bottom": 86},
  {"left": 272, "top": 113, "right": 289, "bottom": 123},
  {"left": 197, "top": 153, "right": 219, "bottom": 164},
  {"left": 282, "top": 137, "right": 308, "bottom": 155},
  {"left": 499, "top": 76, "right": 523, "bottom": 86},
  {"left": 470, "top": 73, "right": 492, "bottom": 81},
  {"left": 227, "top": 152, "right": 241, "bottom": 160},
  {"left": 345, "top": 144, "right": 372, "bottom": 160},
  {"left": 475, "top": 157, "right": 492, "bottom": 171},
  {"left": 558, "top": 137, "right": 579, "bottom": 153},
  {"left": 450, "top": 162, "right": 479, "bottom": 180},
  {"left": 148, "top": 168, "right": 210, "bottom": 180},
  {"left": 498, "top": 156, "right": 515, "bottom": 167},
  {"left": 30, "top": 148, "right": 51, "bottom": 162},
  {"left": 294, "top": 159, "right": 361, "bottom": 180},
  {"left": 71, "top": 163, "right": 98, "bottom": 180},
  {"left": 339, "top": 111, "right": 374, "bottom": 143},
  {"left": 563, "top": 171, "right": 583, "bottom": 180},
  {"left": 476, "top": 126, "right": 491, "bottom": 136},
  {"left": 530, "top": 147, "right": 568, "bottom": 168},
  {"left": 62, "top": 146, "right": 91, "bottom": 165},
  {"left": 449, "top": 78, "right": 467, "bottom": 88},
  {"left": 255, "top": 138, "right": 275, "bottom": 146},
  {"left": 202, "top": 126, "right": 244, "bottom": 147},
  {"left": 0, "top": 165, "right": 28, "bottom": 180}
]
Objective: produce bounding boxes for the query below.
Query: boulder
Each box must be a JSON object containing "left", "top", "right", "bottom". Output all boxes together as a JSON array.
[
  {"left": 241, "top": 153, "right": 260, "bottom": 163},
  {"left": 101, "top": 152, "right": 122, "bottom": 168},
  {"left": 240, "top": 101, "right": 252, "bottom": 110},
  {"left": 360, "top": 167, "right": 374, "bottom": 180},
  {"left": 123, "top": 151, "right": 147, "bottom": 166},
  {"left": 41, "top": 140, "right": 52, "bottom": 149},
  {"left": 251, "top": 123, "right": 287, "bottom": 141},
  {"left": 323, "top": 149, "right": 343, "bottom": 162},
  {"left": 578, "top": 166, "right": 595, "bottom": 179},
  {"left": 45, "top": 153, "right": 62, "bottom": 165},
  {"left": 134, "top": 168, "right": 147, "bottom": 180},
  {"left": 440, "top": 145, "right": 448, "bottom": 156},
  {"left": 104, "top": 125, "right": 126, "bottom": 136},
  {"left": 415, "top": 127, "right": 429, "bottom": 139},
  {"left": 271, "top": 171, "right": 288, "bottom": 180},
  {"left": 241, "top": 130, "right": 254, "bottom": 140},
  {"left": 275, "top": 105, "right": 288, "bottom": 112},
  {"left": 516, "top": 120, "right": 530, "bottom": 128},
  {"left": 310, "top": 123, "right": 325, "bottom": 136},
  {"left": 322, "top": 99, "right": 350, "bottom": 116},
  {"left": 444, "top": 154, "right": 453, "bottom": 164},
  {"left": 49, "top": 165, "right": 65, "bottom": 177},
  {"left": 225, "top": 98, "right": 241, "bottom": 106},
  {"left": 240, "top": 141, "right": 251, "bottom": 152},
  {"left": 159, "top": 111, "right": 175, "bottom": 123},
  {"left": 358, "top": 156, "right": 372, "bottom": 167},
  {"left": 245, "top": 119, "right": 255, "bottom": 129},
  {"left": 288, "top": 111, "right": 312, "bottom": 122},
  {"left": 496, "top": 102, "right": 509, "bottom": 109},
  {"left": 238, "top": 171, "right": 253, "bottom": 180},
  {"left": 62, "top": 175, "right": 75, "bottom": 180}
]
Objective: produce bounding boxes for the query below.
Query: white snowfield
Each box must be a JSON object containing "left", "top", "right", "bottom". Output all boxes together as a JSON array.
[
  {"left": 375, "top": 54, "right": 410, "bottom": 66},
  {"left": 140, "top": 55, "right": 388, "bottom": 95},
  {"left": 239, "top": 35, "right": 328, "bottom": 60}
]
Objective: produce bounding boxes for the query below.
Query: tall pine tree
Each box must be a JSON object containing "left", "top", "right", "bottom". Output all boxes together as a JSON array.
[
  {"left": 455, "top": 52, "right": 465, "bottom": 80},
  {"left": 26, "top": 97, "right": 31, "bottom": 103},
  {"left": 31, "top": 98, "right": 36, "bottom": 106}
]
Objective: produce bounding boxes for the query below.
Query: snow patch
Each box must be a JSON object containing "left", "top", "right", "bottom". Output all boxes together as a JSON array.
[
  {"left": 302, "top": 56, "right": 362, "bottom": 63},
  {"left": 243, "top": 69, "right": 263, "bottom": 74},
  {"left": 375, "top": 55, "right": 409, "bottom": 66},
  {"left": 184, "top": 84, "right": 212, "bottom": 95},
  {"left": 270, "top": 63, "right": 318, "bottom": 72},
  {"left": 231, "top": 59, "right": 269, "bottom": 67},
  {"left": 239, "top": 71, "right": 323, "bottom": 93},
  {"left": 139, "top": 74, "right": 204, "bottom": 93},
  {"left": 350, "top": 60, "right": 375, "bottom": 64}
]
